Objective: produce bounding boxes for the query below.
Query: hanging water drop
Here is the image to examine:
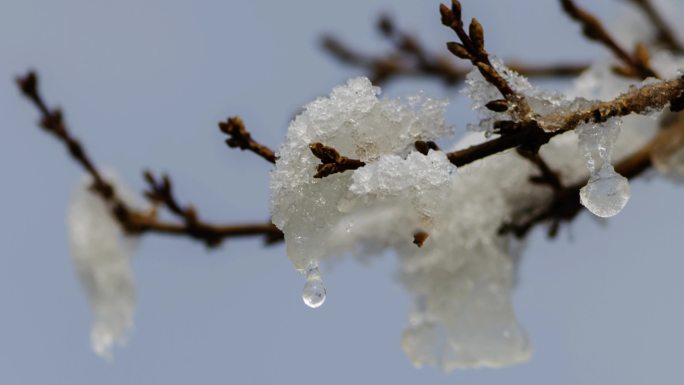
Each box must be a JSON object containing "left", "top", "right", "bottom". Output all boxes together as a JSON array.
[
  {"left": 577, "top": 118, "right": 631, "bottom": 217},
  {"left": 579, "top": 164, "right": 630, "bottom": 217},
  {"left": 302, "top": 263, "right": 326, "bottom": 308}
]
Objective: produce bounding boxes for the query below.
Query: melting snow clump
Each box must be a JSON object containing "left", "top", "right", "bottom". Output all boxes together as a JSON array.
[
  {"left": 271, "top": 77, "right": 534, "bottom": 370},
  {"left": 270, "top": 23, "right": 684, "bottom": 368},
  {"left": 67, "top": 173, "right": 142, "bottom": 360}
]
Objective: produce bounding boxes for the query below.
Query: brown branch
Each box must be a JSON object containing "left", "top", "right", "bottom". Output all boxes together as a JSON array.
[
  {"left": 144, "top": 171, "right": 187, "bottom": 219},
  {"left": 447, "top": 76, "right": 684, "bottom": 168},
  {"left": 517, "top": 149, "right": 564, "bottom": 191},
  {"left": 628, "top": 0, "right": 684, "bottom": 53},
  {"left": 507, "top": 62, "right": 589, "bottom": 78},
  {"left": 440, "top": 1, "right": 522, "bottom": 103},
  {"left": 309, "top": 143, "right": 365, "bottom": 178},
  {"left": 303, "top": 76, "right": 684, "bottom": 187},
  {"left": 447, "top": 120, "right": 555, "bottom": 167},
  {"left": 543, "top": 76, "right": 684, "bottom": 130},
  {"left": 322, "top": 21, "right": 587, "bottom": 87},
  {"left": 322, "top": 34, "right": 464, "bottom": 86},
  {"left": 560, "top": 0, "right": 659, "bottom": 79},
  {"left": 219, "top": 116, "right": 278, "bottom": 164},
  {"left": 17, "top": 71, "right": 283, "bottom": 248},
  {"left": 304, "top": 76, "right": 684, "bottom": 178},
  {"left": 16, "top": 72, "right": 129, "bottom": 221},
  {"left": 500, "top": 111, "right": 673, "bottom": 238}
]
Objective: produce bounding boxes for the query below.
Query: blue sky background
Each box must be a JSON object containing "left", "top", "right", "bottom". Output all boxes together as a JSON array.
[{"left": 1, "top": 0, "right": 684, "bottom": 384}]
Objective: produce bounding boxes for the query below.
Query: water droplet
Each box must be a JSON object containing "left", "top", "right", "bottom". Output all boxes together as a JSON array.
[
  {"left": 302, "top": 263, "right": 326, "bottom": 308},
  {"left": 580, "top": 165, "right": 630, "bottom": 217}
]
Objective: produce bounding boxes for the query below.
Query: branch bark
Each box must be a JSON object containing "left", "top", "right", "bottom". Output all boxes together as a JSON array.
[
  {"left": 629, "top": 0, "right": 684, "bottom": 53},
  {"left": 560, "top": 0, "right": 659, "bottom": 79},
  {"left": 219, "top": 116, "right": 278, "bottom": 164},
  {"left": 322, "top": 14, "right": 587, "bottom": 88},
  {"left": 17, "top": 71, "right": 283, "bottom": 248}
]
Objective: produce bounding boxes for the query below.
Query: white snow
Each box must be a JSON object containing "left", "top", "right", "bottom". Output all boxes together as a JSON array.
[
  {"left": 269, "top": 54, "right": 683, "bottom": 368},
  {"left": 67, "top": 172, "right": 142, "bottom": 360},
  {"left": 271, "top": 78, "right": 539, "bottom": 369}
]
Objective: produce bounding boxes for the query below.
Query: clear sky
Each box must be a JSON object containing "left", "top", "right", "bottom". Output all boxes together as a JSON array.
[{"left": 1, "top": 0, "right": 684, "bottom": 384}]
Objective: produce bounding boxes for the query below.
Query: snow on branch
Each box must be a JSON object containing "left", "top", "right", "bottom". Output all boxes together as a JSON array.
[
  {"left": 15, "top": 0, "right": 684, "bottom": 373},
  {"left": 309, "top": 76, "right": 684, "bottom": 177}
]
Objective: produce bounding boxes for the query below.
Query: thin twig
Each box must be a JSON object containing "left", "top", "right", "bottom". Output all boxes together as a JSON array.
[
  {"left": 143, "top": 170, "right": 202, "bottom": 223},
  {"left": 440, "top": 1, "right": 523, "bottom": 105},
  {"left": 517, "top": 149, "right": 564, "bottom": 191},
  {"left": 17, "top": 71, "right": 283, "bottom": 247},
  {"left": 628, "top": 0, "right": 684, "bottom": 53},
  {"left": 500, "top": 112, "right": 668, "bottom": 238},
  {"left": 219, "top": 116, "right": 278, "bottom": 164},
  {"left": 560, "top": 0, "right": 659, "bottom": 79},
  {"left": 447, "top": 76, "right": 684, "bottom": 168},
  {"left": 307, "top": 76, "right": 684, "bottom": 179},
  {"left": 322, "top": 23, "right": 587, "bottom": 87}
]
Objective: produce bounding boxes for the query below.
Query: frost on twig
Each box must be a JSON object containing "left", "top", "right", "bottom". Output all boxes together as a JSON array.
[{"left": 67, "top": 173, "right": 143, "bottom": 359}]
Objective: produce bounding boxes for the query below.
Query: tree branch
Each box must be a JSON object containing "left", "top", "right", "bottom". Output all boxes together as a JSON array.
[
  {"left": 219, "top": 116, "right": 278, "bottom": 164},
  {"left": 17, "top": 71, "right": 283, "bottom": 248},
  {"left": 500, "top": 111, "right": 674, "bottom": 238},
  {"left": 305, "top": 75, "right": 684, "bottom": 180},
  {"left": 517, "top": 149, "right": 564, "bottom": 191},
  {"left": 322, "top": 17, "right": 587, "bottom": 87},
  {"left": 628, "top": 0, "right": 684, "bottom": 53},
  {"left": 440, "top": 1, "right": 525, "bottom": 107},
  {"left": 560, "top": 0, "right": 659, "bottom": 79},
  {"left": 447, "top": 76, "right": 684, "bottom": 168}
]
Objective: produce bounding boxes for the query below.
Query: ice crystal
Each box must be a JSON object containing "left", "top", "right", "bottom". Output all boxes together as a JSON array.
[{"left": 67, "top": 173, "right": 141, "bottom": 359}]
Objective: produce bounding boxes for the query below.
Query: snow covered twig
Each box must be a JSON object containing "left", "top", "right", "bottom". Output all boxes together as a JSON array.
[{"left": 15, "top": 0, "right": 684, "bottom": 372}]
